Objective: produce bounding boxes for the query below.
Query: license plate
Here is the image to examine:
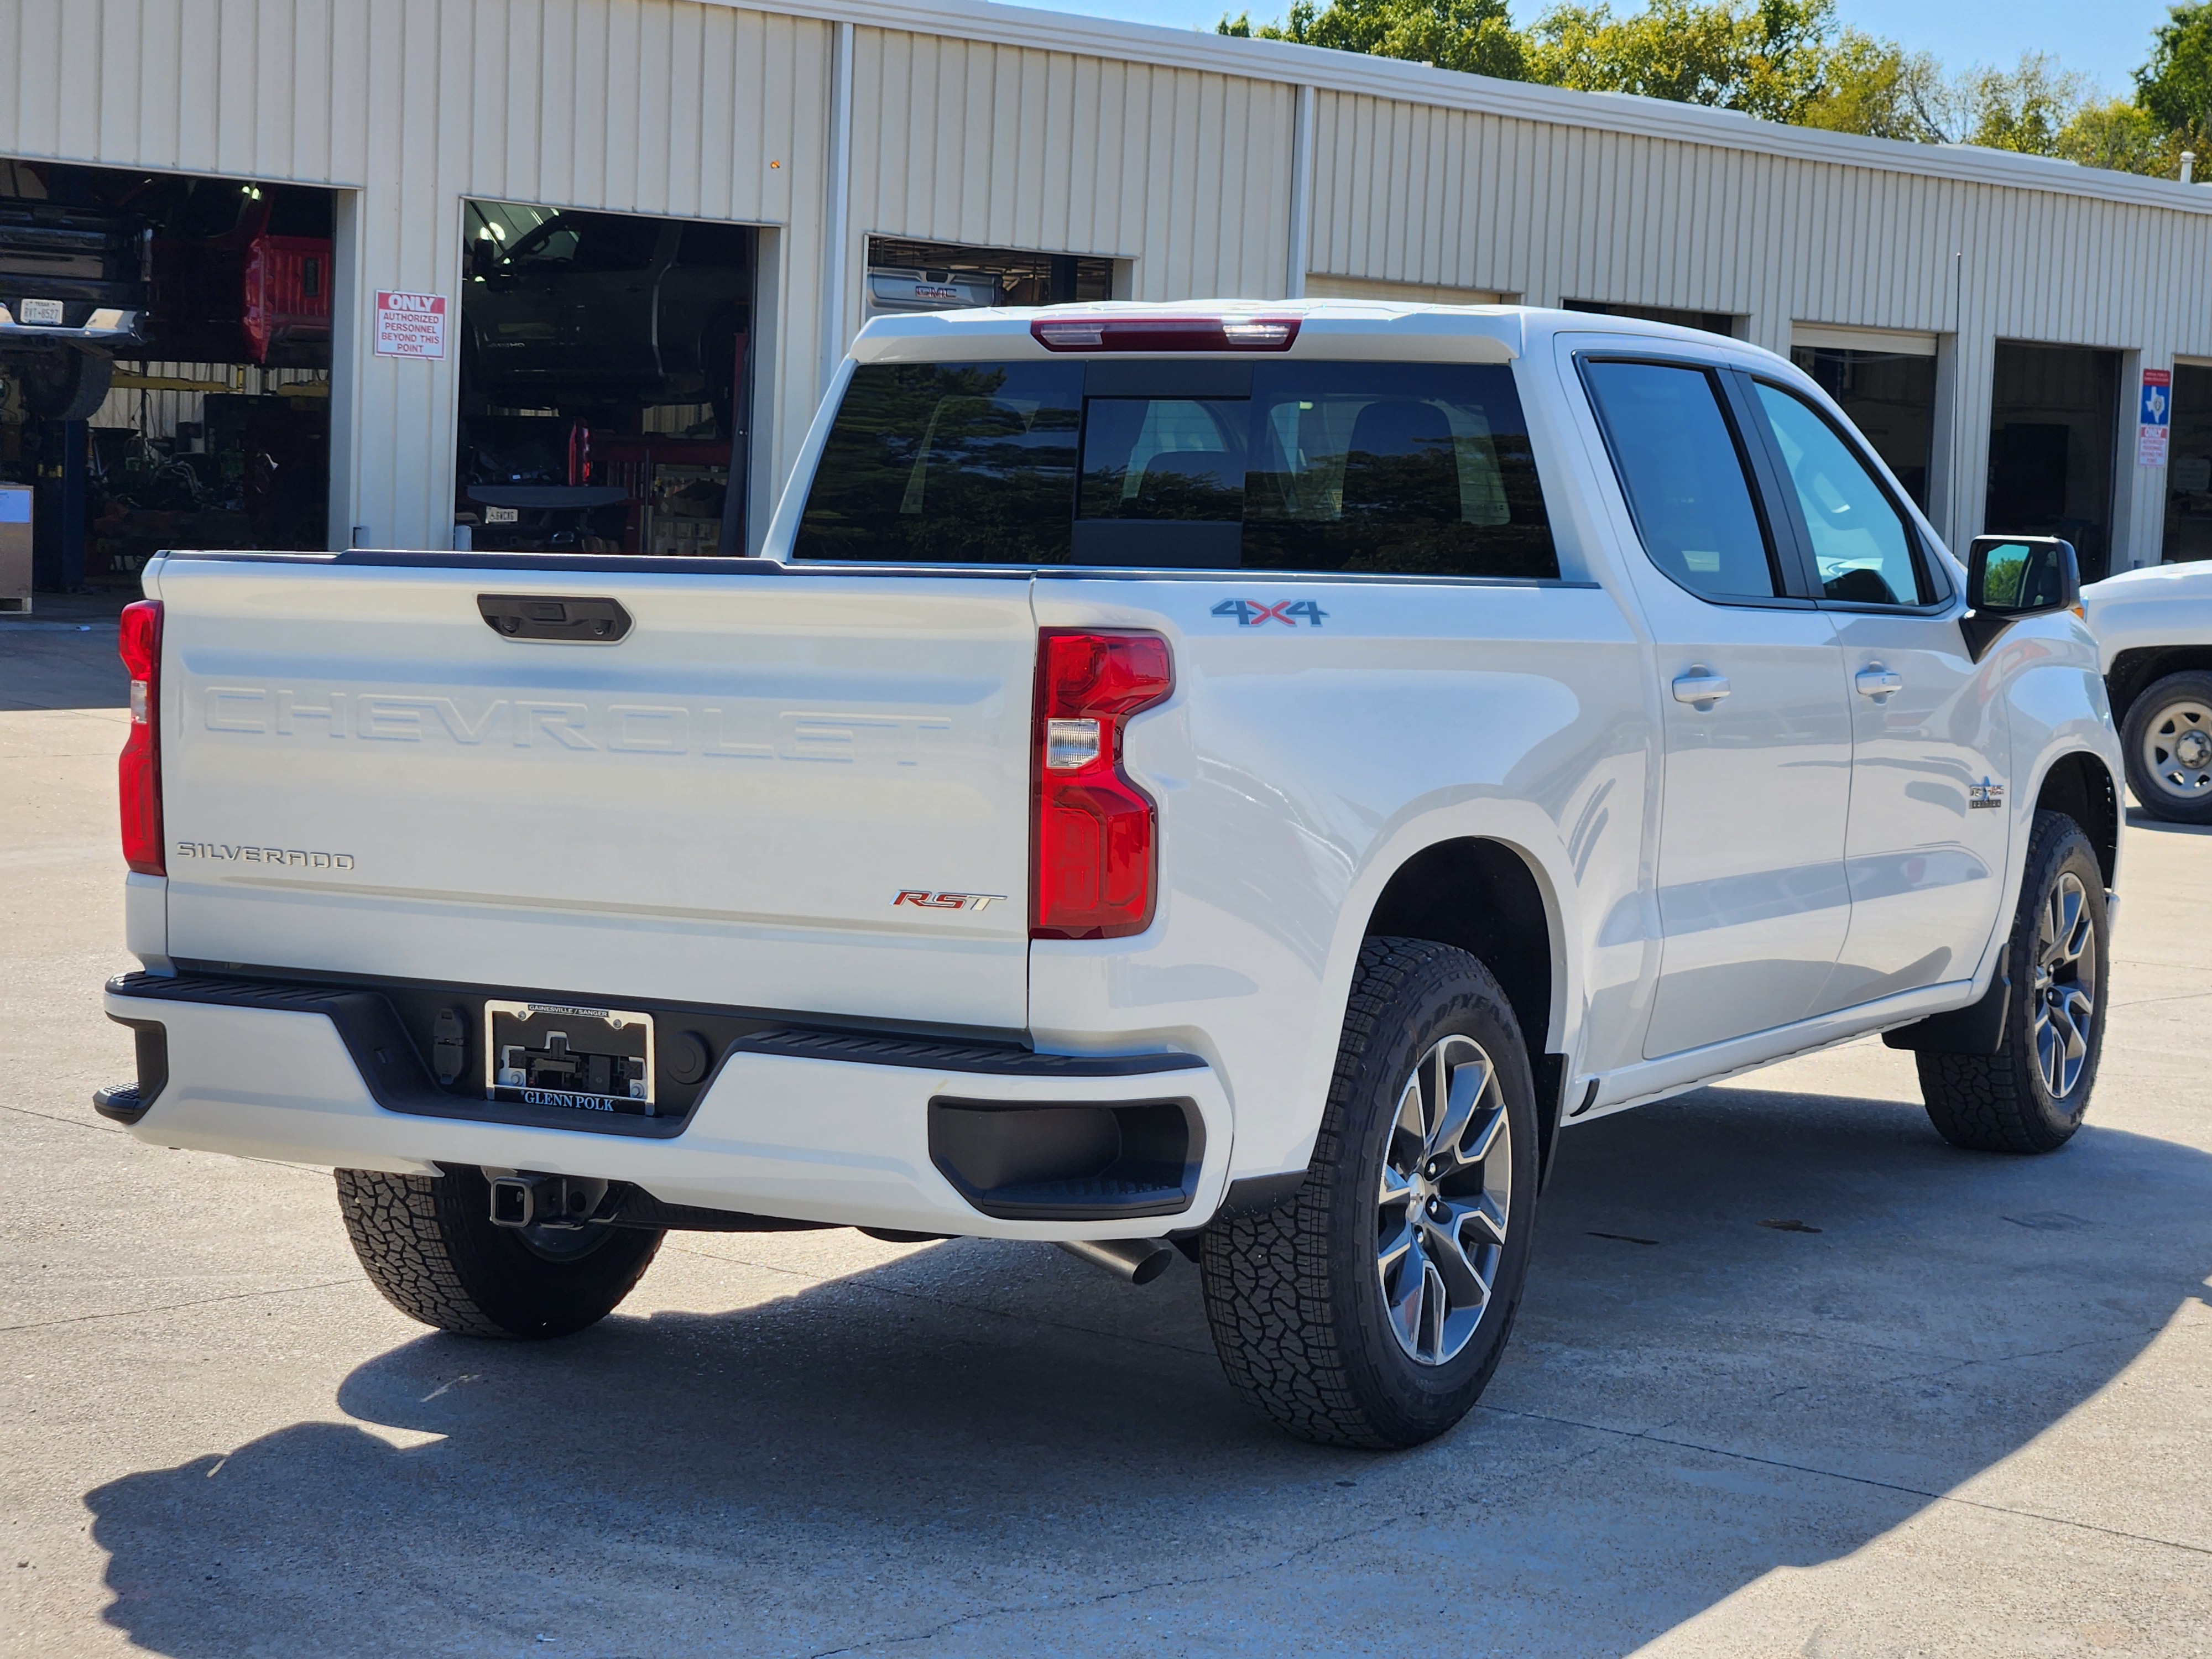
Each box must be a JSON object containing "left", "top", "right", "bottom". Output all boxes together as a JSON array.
[
  {"left": 484, "top": 505, "right": 519, "bottom": 524},
  {"left": 484, "top": 1000, "right": 656, "bottom": 1116},
  {"left": 18, "top": 298, "right": 64, "bottom": 325}
]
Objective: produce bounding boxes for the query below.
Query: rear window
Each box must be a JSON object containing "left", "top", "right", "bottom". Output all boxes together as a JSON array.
[{"left": 793, "top": 359, "right": 1556, "bottom": 577}]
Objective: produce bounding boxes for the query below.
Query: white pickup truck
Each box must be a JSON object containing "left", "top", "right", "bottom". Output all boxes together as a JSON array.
[
  {"left": 2083, "top": 561, "right": 2212, "bottom": 823},
  {"left": 97, "top": 302, "right": 2121, "bottom": 1448}
]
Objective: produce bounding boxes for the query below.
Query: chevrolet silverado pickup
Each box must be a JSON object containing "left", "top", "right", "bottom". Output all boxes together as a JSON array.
[{"left": 96, "top": 302, "right": 2122, "bottom": 1448}]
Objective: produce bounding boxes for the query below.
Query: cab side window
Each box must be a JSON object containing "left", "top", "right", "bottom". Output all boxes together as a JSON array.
[
  {"left": 1583, "top": 360, "right": 1783, "bottom": 602},
  {"left": 1751, "top": 383, "right": 1932, "bottom": 606}
]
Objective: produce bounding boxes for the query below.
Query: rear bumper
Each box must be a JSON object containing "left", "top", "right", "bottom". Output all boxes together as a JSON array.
[
  {"left": 102, "top": 974, "right": 1234, "bottom": 1240},
  {"left": 0, "top": 305, "right": 145, "bottom": 345}
]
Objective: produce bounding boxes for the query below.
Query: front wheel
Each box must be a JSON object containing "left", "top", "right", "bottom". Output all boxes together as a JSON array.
[
  {"left": 1917, "top": 810, "right": 2109, "bottom": 1154},
  {"left": 2122, "top": 670, "right": 2212, "bottom": 824},
  {"left": 335, "top": 1166, "right": 662, "bottom": 1339},
  {"left": 1200, "top": 938, "right": 1538, "bottom": 1448}
]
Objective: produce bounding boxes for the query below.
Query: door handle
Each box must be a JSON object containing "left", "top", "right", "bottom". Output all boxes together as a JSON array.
[
  {"left": 1671, "top": 670, "right": 1731, "bottom": 708},
  {"left": 1855, "top": 667, "right": 1904, "bottom": 700}
]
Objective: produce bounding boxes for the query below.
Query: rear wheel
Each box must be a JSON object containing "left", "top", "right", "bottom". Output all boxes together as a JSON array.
[
  {"left": 1917, "top": 811, "right": 2107, "bottom": 1154},
  {"left": 2122, "top": 670, "right": 2212, "bottom": 824},
  {"left": 1200, "top": 938, "right": 1537, "bottom": 1448},
  {"left": 335, "top": 1166, "right": 662, "bottom": 1339},
  {"left": 15, "top": 349, "right": 112, "bottom": 422}
]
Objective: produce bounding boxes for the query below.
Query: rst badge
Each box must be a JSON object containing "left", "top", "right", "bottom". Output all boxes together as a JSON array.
[
  {"left": 1212, "top": 598, "right": 1327, "bottom": 627},
  {"left": 893, "top": 890, "right": 1007, "bottom": 912}
]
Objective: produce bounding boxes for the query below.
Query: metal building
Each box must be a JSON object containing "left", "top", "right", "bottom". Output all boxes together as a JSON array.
[{"left": 4, "top": 0, "right": 2210, "bottom": 577}]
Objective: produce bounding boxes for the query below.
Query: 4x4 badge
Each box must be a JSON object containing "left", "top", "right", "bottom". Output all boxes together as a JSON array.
[{"left": 1213, "top": 598, "right": 1327, "bottom": 627}]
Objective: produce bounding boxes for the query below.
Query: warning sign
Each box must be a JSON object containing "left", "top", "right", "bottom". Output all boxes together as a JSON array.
[
  {"left": 2140, "top": 366, "right": 2172, "bottom": 468},
  {"left": 374, "top": 290, "right": 448, "bottom": 359}
]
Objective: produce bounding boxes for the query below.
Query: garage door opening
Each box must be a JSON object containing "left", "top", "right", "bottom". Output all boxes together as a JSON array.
[
  {"left": 456, "top": 201, "right": 756, "bottom": 557},
  {"left": 862, "top": 237, "right": 1117, "bottom": 325},
  {"left": 1985, "top": 341, "right": 2120, "bottom": 582},
  {"left": 0, "top": 159, "right": 337, "bottom": 596},
  {"left": 2162, "top": 363, "right": 2212, "bottom": 563},
  {"left": 1790, "top": 330, "right": 1938, "bottom": 509},
  {"left": 1563, "top": 299, "right": 1742, "bottom": 338}
]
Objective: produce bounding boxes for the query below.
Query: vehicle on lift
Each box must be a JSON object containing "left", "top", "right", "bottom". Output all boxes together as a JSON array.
[
  {"left": 146, "top": 179, "right": 333, "bottom": 368},
  {"left": 95, "top": 303, "right": 2121, "bottom": 1448},
  {"left": 0, "top": 173, "right": 151, "bottom": 421},
  {"left": 462, "top": 210, "right": 751, "bottom": 431},
  {"left": 2085, "top": 561, "right": 2212, "bottom": 823}
]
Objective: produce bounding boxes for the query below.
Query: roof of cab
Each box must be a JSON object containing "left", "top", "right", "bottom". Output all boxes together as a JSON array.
[{"left": 846, "top": 298, "right": 1791, "bottom": 369}]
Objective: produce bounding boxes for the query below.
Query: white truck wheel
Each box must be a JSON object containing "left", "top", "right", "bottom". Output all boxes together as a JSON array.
[{"left": 2122, "top": 670, "right": 2212, "bottom": 825}]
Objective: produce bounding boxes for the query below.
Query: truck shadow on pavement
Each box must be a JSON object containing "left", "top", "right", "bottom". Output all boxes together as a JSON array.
[
  {"left": 85, "top": 1081, "right": 2212, "bottom": 1658},
  {"left": 0, "top": 623, "right": 128, "bottom": 712}
]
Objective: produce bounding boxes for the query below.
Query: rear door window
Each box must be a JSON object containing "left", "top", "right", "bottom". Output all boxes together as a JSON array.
[
  {"left": 1581, "top": 359, "right": 1784, "bottom": 602},
  {"left": 1243, "top": 362, "right": 1550, "bottom": 576},
  {"left": 792, "top": 362, "right": 1084, "bottom": 565},
  {"left": 794, "top": 358, "right": 1557, "bottom": 577}
]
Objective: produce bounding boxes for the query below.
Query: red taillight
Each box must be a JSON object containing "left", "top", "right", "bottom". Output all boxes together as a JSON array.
[
  {"left": 1030, "top": 315, "right": 1300, "bottom": 353},
  {"left": 1031, "top": 630, "right": 1173, "bottom": 940},
  {"left": 118, "top": 600, "right": 164, "bottom": 876}
]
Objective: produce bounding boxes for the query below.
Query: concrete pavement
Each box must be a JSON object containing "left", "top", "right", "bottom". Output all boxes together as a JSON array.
[{"left": 3, "top": 617, "right": 2209, "bottom": 1657}]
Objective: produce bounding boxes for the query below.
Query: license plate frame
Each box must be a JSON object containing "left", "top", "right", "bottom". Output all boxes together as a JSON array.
[
  {"left": 18, "top": 298, "right": 65, "bottom": 326},
  {"left": 484, "top": 999, "right": 657, "bottom": 1117}
]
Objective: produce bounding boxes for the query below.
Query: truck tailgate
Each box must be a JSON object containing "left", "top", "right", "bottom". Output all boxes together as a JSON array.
[{"left": 154, "top": 557, "right": 1035, "bottom": 1030}]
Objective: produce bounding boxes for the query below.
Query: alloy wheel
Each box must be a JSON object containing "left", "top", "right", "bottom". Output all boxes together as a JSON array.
[
  {"left": 2031, "top": 870, "right": 2098, "bottom": 1099},
  {"left": 1375, "top": 1034, "right": 1512, "bottom": 1366}
]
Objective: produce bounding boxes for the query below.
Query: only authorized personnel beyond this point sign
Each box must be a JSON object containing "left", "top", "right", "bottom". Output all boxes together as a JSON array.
[
  {"left": 2140, "top": 367, "right": 2172, "bottom": 468},
  {"left": 374, "top": 290, "right": 448, "bottom": 359}
]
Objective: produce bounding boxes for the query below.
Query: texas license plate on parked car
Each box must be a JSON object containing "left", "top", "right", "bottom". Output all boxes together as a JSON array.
[
  {"left": 18, "top": 298, "right": 64, "bottom": 325},
  {"left": 484, "top": 1000, "right": 656, "bottom": 1115}
]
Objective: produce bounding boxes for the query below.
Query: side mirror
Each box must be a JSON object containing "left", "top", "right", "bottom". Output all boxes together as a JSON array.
[{"left": 1961, "top": 535, "right": 2080, "bottom": 659}]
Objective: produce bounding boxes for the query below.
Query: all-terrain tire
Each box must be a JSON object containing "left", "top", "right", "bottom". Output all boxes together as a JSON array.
[
  {"left": 335, "top": 1166, "right": 662, "bottom": 1339},
  {"left": 2121, "top": 669, "right": 2212, "bottom": 825},
  {"left": 1199, "top": 938, "right": 1538, "bottom": 1449},
  {"left": 1917, "top": 810, "right": 2109, "bottom": 1154}
]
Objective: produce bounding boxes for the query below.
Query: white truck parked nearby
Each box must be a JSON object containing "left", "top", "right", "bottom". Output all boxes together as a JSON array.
[
  {"left": 2083, "top": 561, "right": 2212, "bottom": 823},
  {"left": 97, "top": 302, "right": 2121, "bottom": 1448}
]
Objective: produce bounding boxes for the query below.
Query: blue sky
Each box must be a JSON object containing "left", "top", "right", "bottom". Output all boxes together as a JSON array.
[{"left": 1004, "top": 0, "right": 2176, "bottom": 96}]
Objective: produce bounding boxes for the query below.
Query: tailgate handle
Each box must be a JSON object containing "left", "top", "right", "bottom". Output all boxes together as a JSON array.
[{"left": 477, "top": 594, "right": 632, "bottom": 643}]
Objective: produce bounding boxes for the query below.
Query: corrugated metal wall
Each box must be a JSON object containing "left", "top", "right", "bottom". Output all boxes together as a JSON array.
[
  {"left": 1305, "top": 92, "right": 2212, "bottom": 555},
  {"left": 92, "top": 361, "right": 330, "bottom": 439},
  {"left": 849, "top": 30, "right": 1295, "bottom": 319},
  {"left": 6, "top": 0, "right": 2212, "bottom": 563},
  {"left": 3, "top": 0, "right": 833, "bottom": 553}
]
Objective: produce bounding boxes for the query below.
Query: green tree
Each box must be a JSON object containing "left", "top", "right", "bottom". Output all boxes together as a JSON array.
[
  {"left": 1952, "top": 53, "right": 2089, "bottom": 154},
  {"left": 1525, "top": 0, "right": 1837, "bottom": 122},
  {"left": 1218, "top": 0, "right": 1528, "bottom": 82},
  {"left": 2137, "top": 1, "right": 2212, "bottom": 144},
  {"left": 2056, "top": 97, "right": 2179, "bottom": 174},
  {"left": 1217, "top": 0, "right": 2195, "bottom": 178},
  {"left": 1797, "top": 31, "right": 1947, "bottom": 140}
]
